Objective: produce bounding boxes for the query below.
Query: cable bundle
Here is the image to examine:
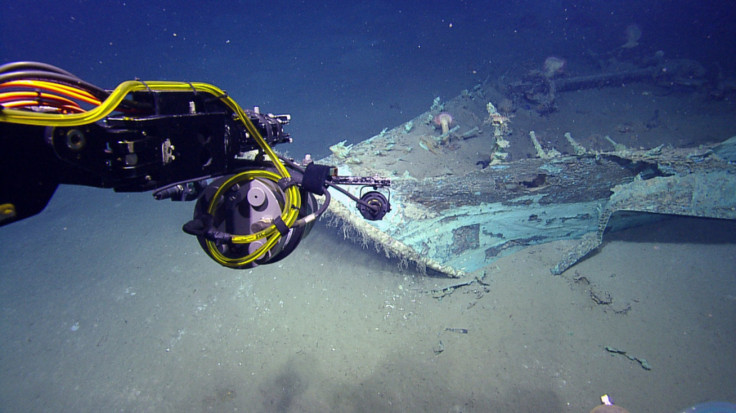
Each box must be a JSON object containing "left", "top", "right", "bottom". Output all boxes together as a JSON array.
[{"left": 0, "top": 61, "right": 106, "bottom": 114}]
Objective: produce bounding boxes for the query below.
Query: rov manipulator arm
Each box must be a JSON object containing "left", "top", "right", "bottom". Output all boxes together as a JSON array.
[{"left": 0, "top": 61, "right": 391, "bottom": 268}]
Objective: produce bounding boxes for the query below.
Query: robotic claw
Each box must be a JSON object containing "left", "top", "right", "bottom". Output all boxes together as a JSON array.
[{"left": 0, "top": 61, "right": 391, "bottom": 269}]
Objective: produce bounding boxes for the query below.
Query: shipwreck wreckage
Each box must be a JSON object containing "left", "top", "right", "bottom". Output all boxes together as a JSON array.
[{"left": 320, "top": 56, "right": 736, "bottom": 278}]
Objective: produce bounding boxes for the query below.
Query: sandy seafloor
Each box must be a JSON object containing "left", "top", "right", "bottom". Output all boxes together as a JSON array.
[
  {"left": 1, "top": 187, "right": 735, "bottom": 413},
  {"left": 2, "top": 2, "right": 736, "bottom": 412}
]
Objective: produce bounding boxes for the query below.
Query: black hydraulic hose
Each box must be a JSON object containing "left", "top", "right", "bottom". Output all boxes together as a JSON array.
[
  {"left": 295, "top": 186, "right": 331, "bottom": 227},
  {"left": 0, "top": 61, "right": 79, "bottom": 77}
]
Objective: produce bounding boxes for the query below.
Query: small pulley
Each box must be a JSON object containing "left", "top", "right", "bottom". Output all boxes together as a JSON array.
[{"left": 357, "top": 189, "right": 390, "bottom": 221}]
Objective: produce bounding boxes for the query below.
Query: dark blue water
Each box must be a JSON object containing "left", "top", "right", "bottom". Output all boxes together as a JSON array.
[{"left": 3, "top": 0, "right": 734, "bottom": 157}]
